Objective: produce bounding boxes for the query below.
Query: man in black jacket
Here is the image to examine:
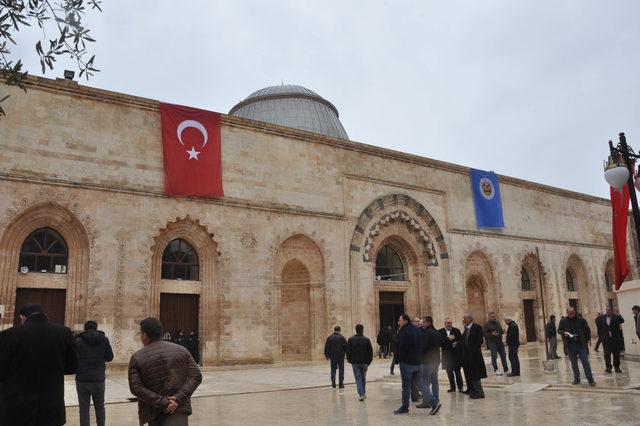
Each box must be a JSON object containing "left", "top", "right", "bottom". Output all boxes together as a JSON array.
[
  {"left": 416, "top": 316, "right": 442, "bottom": 415},
  {"left": 558, "top": 307, "right": 595, "bottom": 385},
  {"left": 545, "top": 315, "right": 560, "bottom": 359},
  {"left": 505, "top": 317, "right": 520, "bottom": 377},
  {"left": 596, "top": 306, "right": 625, "bottom": 373},
  {"left": 75, "top": 320, "right": 114, "bottom": 426},
  {"left": 484, "top": 311, "right": 509, "bottom": 375},
  {"left": 346, "top": 324, "right": 373, "bottom": 401},
  {"left": 0, "top": 303, "right": 77, "bottom": 426},
  {"left": 376, "top": 326, "right": 391, "bottom": 358},
  {"left": 393, "top": 313, "right": 431, "bottom": 415},
  {"left": 439, "top": 318, "right": 464, "bottom": 392},
  {"left": 324, "top": 326, "right": 347, "bottom": 388},
  {"left": 462, "top": 313, "right": 487, "bottom": 399}
]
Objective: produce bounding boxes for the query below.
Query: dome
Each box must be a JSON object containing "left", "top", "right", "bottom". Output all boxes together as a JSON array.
[{"left": 229, "top": 84, "right": 349, "bottom": 140}]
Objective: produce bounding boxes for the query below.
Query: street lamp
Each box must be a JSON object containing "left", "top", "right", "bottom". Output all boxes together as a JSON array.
[{"left": 604, "top": 132, "right": 640, "bottom": 262}]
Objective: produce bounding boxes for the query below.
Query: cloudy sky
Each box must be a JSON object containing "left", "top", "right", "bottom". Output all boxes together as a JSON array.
[{"left": 11, "top": 1, "right": 640, "bottom": 199}]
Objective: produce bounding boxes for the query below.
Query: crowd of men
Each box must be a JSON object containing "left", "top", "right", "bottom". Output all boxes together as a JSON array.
[
  {"left": 0, "top": 303, "right": 202, "bottom": 426},
  {"left": 325, "top": 303, "right": 640, "bottom": 415}
]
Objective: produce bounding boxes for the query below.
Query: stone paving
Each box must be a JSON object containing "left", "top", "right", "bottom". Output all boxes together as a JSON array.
[{"left": 64, "top": 343, "right": 640, "bottom": 425}]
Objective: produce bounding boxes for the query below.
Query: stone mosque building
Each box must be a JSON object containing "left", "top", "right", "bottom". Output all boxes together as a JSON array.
[{"left": 0, "top": 76, "right": 624, "bottom": 365}]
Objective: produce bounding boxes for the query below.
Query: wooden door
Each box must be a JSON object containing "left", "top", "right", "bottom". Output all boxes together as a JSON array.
[
  {"left": 523, "top": 299, "right": 537, "bottom": 342},
  {"left": 569, "top": 298, "right": 579, "bottom": 314},
  {"left": 379, "top": 291, "right": 404, "bottom": 330},
  {"left": 159, "top": 293, "right": 199, "bottom": 338},
  {"left": 14, "top": 288, "right": 66, "bottom": 325}
]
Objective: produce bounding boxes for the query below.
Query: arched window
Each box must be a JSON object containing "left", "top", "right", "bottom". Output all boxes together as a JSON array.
[
  {"left": 19, "top": 227, "right": 68, "bottom": 273},
  {"left": 521, "top": 268, "right": 531, "bottom": 291},
  {"left": 375, "top": 245, "right": 406, "bottom": 281},
  {"left": 605, "top": 272, "right": 613, "bottom": 293},
  {"left": 161, "top": 239, "right": 199, "bottom": 280},
  {"left": 566, "top": 269, "right": 575, "bottom": 292}
]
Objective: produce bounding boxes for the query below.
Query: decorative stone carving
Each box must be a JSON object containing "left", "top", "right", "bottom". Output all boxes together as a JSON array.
[{"left": 362, "top": 210, "right": 438, "bottom": 266}]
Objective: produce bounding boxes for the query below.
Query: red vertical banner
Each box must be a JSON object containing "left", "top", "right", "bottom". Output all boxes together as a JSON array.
[
  {"left": 160, "top": 103, "right": 223, "bottom": 197},
  {"left": 611, "top": 185, "right": 630, "bottom": 290}
]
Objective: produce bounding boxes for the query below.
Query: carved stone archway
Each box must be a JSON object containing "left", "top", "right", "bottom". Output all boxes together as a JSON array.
[
  {"left": 273, "top": 234, "right": 326, "bottom": 361},
  {"left": 0, "top": 202, "right": 90, "bottom": 328},
  {"left": 350, "top": 194, "right": 451, "bottom": 330},
  {"left": 149, "top": 216, "right": 221, "bottom": 365}
]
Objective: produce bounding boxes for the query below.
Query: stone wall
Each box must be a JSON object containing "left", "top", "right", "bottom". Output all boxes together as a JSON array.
[{"left": 0, "top": 77, "right": 619, "bottom": 362}]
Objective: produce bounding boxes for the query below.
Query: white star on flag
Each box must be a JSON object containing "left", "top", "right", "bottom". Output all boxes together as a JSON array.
[{"left": 187, "top": 146, "right": 200, "bottom": 160}]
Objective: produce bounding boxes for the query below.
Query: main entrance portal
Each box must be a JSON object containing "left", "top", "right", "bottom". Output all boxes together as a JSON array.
[{"left": 379, "top": 291, "right": 404, "bottom": 331}]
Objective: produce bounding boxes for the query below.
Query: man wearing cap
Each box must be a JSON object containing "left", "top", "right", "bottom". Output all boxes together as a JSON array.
[{"left": 74, "top": 320, "right": 114, "bottom": 426}]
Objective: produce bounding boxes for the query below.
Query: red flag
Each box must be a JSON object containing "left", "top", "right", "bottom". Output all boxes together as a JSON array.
[
  {"left": 611, "top": 185, "right": 630, "bottom": 290},
  {"left": 160, "top": 103, "right": 223, "bottom": 197}
]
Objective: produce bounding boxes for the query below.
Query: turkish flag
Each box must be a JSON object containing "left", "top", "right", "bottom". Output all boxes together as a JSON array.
[
  {"left": 611, "top": 185, "right": 630, "bottom": 290},
  {"left": 160, "top": 103, "right": 223, "bottom": 197}
]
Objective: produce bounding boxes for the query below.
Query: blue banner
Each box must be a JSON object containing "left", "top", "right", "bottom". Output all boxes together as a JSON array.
[{"left": 470, "top": 169, "right": 505, "bottom": 229}]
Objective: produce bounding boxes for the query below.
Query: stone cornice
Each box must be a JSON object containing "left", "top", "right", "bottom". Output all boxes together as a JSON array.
[{"left": 21, "top": 75, "right": 610, "bottom": 207}]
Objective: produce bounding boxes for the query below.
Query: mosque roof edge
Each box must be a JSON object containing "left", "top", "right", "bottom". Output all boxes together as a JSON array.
[{"left": 20, "top": 75, "right": 610, "bottom": 207}]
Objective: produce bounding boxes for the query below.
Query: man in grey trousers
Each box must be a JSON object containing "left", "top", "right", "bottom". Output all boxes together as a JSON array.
[{"left": 545, "top": 315, "right": 560, "bottom": 359}]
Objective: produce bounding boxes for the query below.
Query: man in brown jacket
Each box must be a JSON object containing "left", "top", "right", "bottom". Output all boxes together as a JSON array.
[{"left": 129, "top": 317, "right": 202, "bottom": 425}]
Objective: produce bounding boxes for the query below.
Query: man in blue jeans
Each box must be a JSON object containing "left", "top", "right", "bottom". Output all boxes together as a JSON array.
[
  {"left": 393, "top": 313, "right": 441, "bottom": 416},
  {"left": 346, "top": 324, "right": 373, "bottom": 401},
  {"left": 484, "top": 311, "right": 509, "bottom": 375},
  {"left": 417, "top": 316, "right": 442, "bottom": 414},
  {"left": 557, "top": 307, "right": 596, "bottom": 386},
  {"left": 324, "top": 326, "right": 347, "bottom": 388}
]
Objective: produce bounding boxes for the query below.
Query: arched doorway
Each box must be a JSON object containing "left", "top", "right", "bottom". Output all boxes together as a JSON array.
[
  {"left": 0, "top": 202, "right": 90, "bottom": 329},
  {"left": 280, "top": 259, "right": 311, "bottom": 361},
  {"left": 273, "top": 234, "right": 326, "bottom": 361},
  {"left": 466, "top": 275, "right": 487, "bottom": 324}
]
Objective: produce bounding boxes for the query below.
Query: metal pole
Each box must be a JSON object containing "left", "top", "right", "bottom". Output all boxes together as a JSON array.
[
  {"left": 535, "top": 247, "right": 549, "bottom": 358},
  {"left": 616, "top": 132, "right": 640, "bottom": 268}
]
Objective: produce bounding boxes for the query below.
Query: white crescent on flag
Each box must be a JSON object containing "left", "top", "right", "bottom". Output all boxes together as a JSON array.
[{"left": 177, "top": 120, "right": 208, "bottom": 148}]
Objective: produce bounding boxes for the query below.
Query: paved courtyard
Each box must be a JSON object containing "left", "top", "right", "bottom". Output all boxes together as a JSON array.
[{"left": 65, "top": 344, "right": 640, "bottom": 425}]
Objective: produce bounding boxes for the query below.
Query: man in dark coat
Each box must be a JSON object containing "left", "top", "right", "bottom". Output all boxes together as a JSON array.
[
  {"left": 633, "top": 305, "right": 640, "bottom": 339},
  {"left": 596, "top": 306, "right": 625, "bottom": 373},
  {"left": 505, "top": 317, "right": 520, "bottom": 377},
  {"left": 74, "top": 320, "right": 114, "bottom": 426},
  {"left": 545, "top": 315, "right": 560, "bottom": 359},
  {"left": 439, "top": 318, "right": 464, "bottom": 392},
  {"left": 484, "top": 311, "right": 509, "bottom": 375},
  {"left": 416, "top": 316, "right": 442, "bottom": 414},
  {"left": 324, "top": 326, "right": 347, "bottom": 388},
  {"left": 376, "top": 326, "right": 392, "bottom": 358},
  {"left": 346, "top": 324, "right": 373, "bottom": 401},
  {"left": 393, "top": 314, "right": 438, "bottom": 415},
  {"left": 187, "top": 331, "right": 200, "bottom": 364},
  {"left": 558, "top": 307, "right": 595, "bottom": 385},
  {"left": 462, "top": 313, "right": 487, "bottom": 399},
  {"left": 0, "top": 303, "right": 77, "bottom": 426},
  {"left": 174, "top": 330, "right": 189, "bottom": 350}
]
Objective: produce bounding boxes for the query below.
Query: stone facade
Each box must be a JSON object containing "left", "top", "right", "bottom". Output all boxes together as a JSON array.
[{"left": 0, "top": 76, "right": 624, "bottom": 364}]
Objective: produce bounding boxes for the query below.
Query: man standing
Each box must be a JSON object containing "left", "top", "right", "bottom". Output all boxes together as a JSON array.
[
  {"left": 545, "top": 315, "right": 560, "bottom": 359},
  {"left": 484, "top": 312, "right": 509, "bottom": 375},
  {"left": 417, "top": 316, "right": 442, "bottom": 414},
  {"left": 324, "top": 325, "right": 347, "bottom": 388},
  {"left": 393, "top": 313, "right": 439, "bottom": 415},
  {"left": 346, "top": 324, "right": 373, "bottom": 401},
  {"left": 187, "top": 331, "right": 200, "bottom": 365},
  {"left": 558, "top": 307, "right": 596, "bottom": 386},
  {"left": 74, "top": 320, "right": 114, "bottom": 426},
  {"left": 504, "top": 317, "right": 520, "bottom": 377},
  {"left": 462, "top": 313, "right": 487, "bottom": 399},
  {"left": 593, "top": 312, "right": 603, "bottom": 352},
  {"left": 596, "top": 306, "right": 625, "bottom": 373},
  {"left": 376, "top": 326, "right": 391, "bottom": 358},
  {"left": 439, "top": 318, "right": 464, "bottom": 392},
  {"left": 174, "top": 330, "right": 189, "bottom": 350},
  {"left": 129, "top": 317, "right": 202, "bottom": 425},
  {"left": 0, "top": 303, "right": 77, "bottom": 425},
  {"left": 633, "top": 305, "right": 640, "bottom": 339}
]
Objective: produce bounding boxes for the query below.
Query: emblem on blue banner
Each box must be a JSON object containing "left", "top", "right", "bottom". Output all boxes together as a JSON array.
[{"left": 470, "top": 169, "right": 505, "bottom": 229}]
